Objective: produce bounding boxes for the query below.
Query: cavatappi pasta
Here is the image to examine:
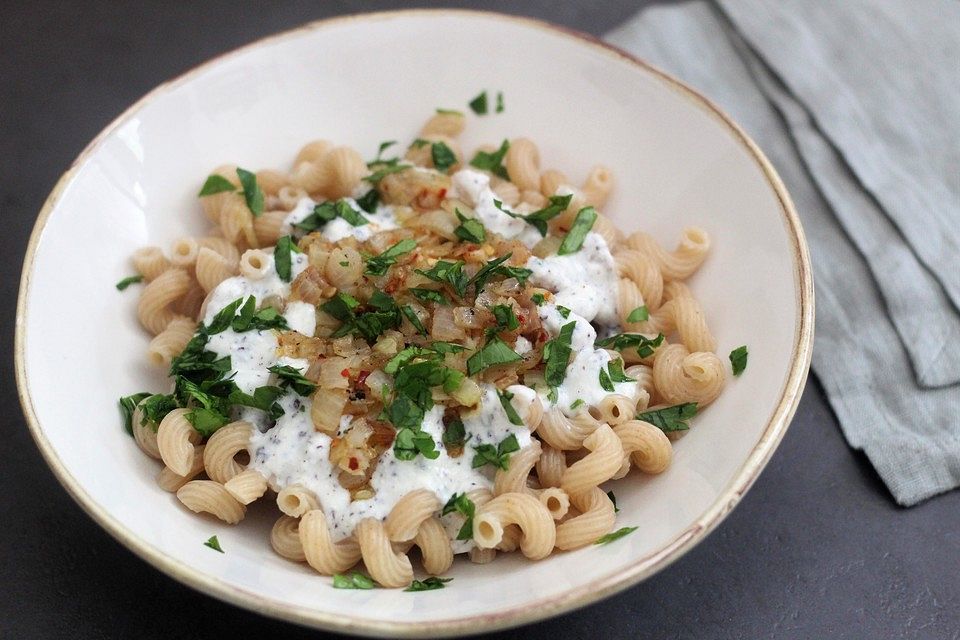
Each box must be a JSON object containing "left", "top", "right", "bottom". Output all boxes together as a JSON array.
[{"left": 118, "top": 104, "right": 731, "bottom": 590}]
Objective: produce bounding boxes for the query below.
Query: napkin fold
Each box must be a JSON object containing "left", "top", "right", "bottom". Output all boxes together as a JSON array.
[{"left": 606, "top": 0, "right": 960, "bottom": 506}]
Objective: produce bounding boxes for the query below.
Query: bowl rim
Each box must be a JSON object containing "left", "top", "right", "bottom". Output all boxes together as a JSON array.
[{"left": 14, "top": 8, "right": 814, "bottom": 638}]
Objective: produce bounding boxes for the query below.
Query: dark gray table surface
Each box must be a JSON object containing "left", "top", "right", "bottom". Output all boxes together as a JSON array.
[{"left": 2, "top": 1, "right": 958, "bottom": 639}]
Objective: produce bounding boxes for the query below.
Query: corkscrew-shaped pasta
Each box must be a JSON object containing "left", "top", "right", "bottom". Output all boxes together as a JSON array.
[
  {"left": 535, "top": 487, "right": 571, "bottom": 520},
  {"left": 356, "top": 518, "right": 414, "bottom": 588},
  {"left": 505, "top": 138, "right": 540, "bottom": 191},
  {"left": 131, "top": 403, "right": 161, "bottom": 459},
  {"left": 198, "top": 236, "right": 241, "bottom": 264},
  {"left": 137, "top": 268, "right": 192, "bottom": 335},
  {"left": 420, "top": 111, "right": 466, "bottom": 138},
  {"left": 613, "top": 420, "right": 673, "bottom": 476},
  {"left": 195, "top": 247, "right": 238, "bottom": 293},
  {"left": 580, "top": 165, "right": 614, "bottom": 209},
  {"left": 169, "top": 237, "right": 199, "bottom": 267},
  {"left": 494, "top": 440, "right": 542, "bottom": 496},
  {"left": 539, "top": 169, "right": 569, "bottom": 198},
  {"left": 271, "top": 515, "right": 306, "bottom": 562},
  {"left": 253, "top": 210, "right": 290, "bottom": 247},
  {"left": 156, "top": 444, "right": 206, "bottom": 492},
  {"left": 555, "top": 487, "right": 617, "bottom": 550},
  {"left": 625, "top": 227, "right": 711, "bottom": 281},
  {"left": 560, "top": 425, "right": 624, "bottom": 497},
  {"left": 291, "top": 145, "right": 366, "bottom": 199},
  {"left": 614, "top": 249, "right": 664, "bottom": 312},
  {"left": 535, "top": 444, "right": 567, "bottom": 488},
  {"left": 412, "top": 517, "right": 454, "bottom": 575},
  {"left": 384, "top": 489, "right": 441, "bottom": 542},
  {"left": 156, "top": 408, "right": 201, "bottom": 476},
  {"left": 146, "top": 316, "right": 195, "bottom": 366},
  {"left": 592, "top": 393, "right": 637, "bottom": 426},
  {"left": 537, "top": 406, "right": 602, "bottom": 451},
  {"left": 299, "top": 509, "right": 363, "bottom": 574},
  {"left": 652, "top": 343, "right": 726, "bottom": 406},
  {"left": 277, "top": 484, "right": 321, "bottom": 518},
  {"left": 131, "top": 246, "right": 171, "bottom": 281},
  {"left": 223, "top": 468, "right": 268, "bottom": 505},
  {"left": 203, "top": 421, "right": 253, "bottom": 483},
  {"left": 176, "top": 480, "right": 246, "bottom": 524},
  {"left": 473, "top": 492, "right": 556, "bottom": 560}
]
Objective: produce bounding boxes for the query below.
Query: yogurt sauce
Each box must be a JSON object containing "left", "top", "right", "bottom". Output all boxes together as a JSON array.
[
  {"left": 197, "top": 185, "right": 630, "bottom": 549},
  {"left": 283, "top": 196, "right": 399, "bottom": 243}
]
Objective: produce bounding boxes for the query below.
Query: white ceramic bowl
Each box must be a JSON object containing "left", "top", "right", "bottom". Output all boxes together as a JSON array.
[{"left": 16, "top": 9, "right": 813, "bottom": 637}]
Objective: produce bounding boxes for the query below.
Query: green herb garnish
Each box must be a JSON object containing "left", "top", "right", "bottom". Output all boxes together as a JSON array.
[
  {"left": 198, "top": 174, "right": 236, "bottom": 197},
  {"left": 636, "top": 403, "right": 698, "bottom": 432},
  {"left": 570, "top": 398, "right": 585, "bottom": 411},
  {"left": 416, "top": 260, "right": 469, "bottom": 299},
  {"left": 607, "top": 490, "right": 620, "bottom": 513},
  {"left": 268, "top": 364, "right": 317, "bottom": 396},
  {"left": 441, "top": 492, "right": 476, "bottom": 540},
  {"left": 469, "top": 139, "right": 510, "bottom": 180},
  {"left": 466, "top": 337, "right": 522, "bottom": 376},
  {"left": 405, "top": 577, "right": 452, "bottom": 592},
  {"left": 442, "top": 416, "right": 467, "bottom": 449},
  {"left": 543, "top": 321, "right": 575, "bottom": 387},
  {"left": 472, "top": 433, "right": 520, "bottom": 470},
  {"left": 729, "top": 345, "right": 748, "bottom": 376},
  {"left": 401, "top": 305, "right": 428, "bottom": 336},
  {"left": 333, "top": 572, "right": 377, "bottom": 589},
  {"left": 531, "top": 293, "right": 546, "bottom": 306},
  {"left": 469, "top": 91, "right": 488, "bottom": 115},
  {"left": 274, "top": 235, "right": 298, "bottom": 282},
  {"left": 497, "top": 389, "right": 524, "bottom": 426},
  {"left": 235, "top": 167, "right": 264, "bottom": 217},
  {"left": 454, "top": 209, "right": 486, "bottom": 244},
  {"left": 203, "top": 535, "right": 224, "bottom": 553},
  {"left": 598, "top": 367, "right": 614, "bottom": 392},
  {"left": 365, "top": 238, "right": 416, "bottom": 276},
  {"left": 626, "top": 306, "right": 649, "bottom": 323},
  {"left": 356, "top": 189, "right": 380, "bottom": 213},
  {"left": 495, "top": 91, "right": 504, "bottom": 113},
  {"left": 494, "top": 194, "right": 572, "bottom": 237},
  {"left": 115, "top": 274, "right": 144, "bottom": 291},
  {"left": 607, "top": 358, "right": 635, "bottom": 384},
  {"left": 558, "top": 206, "right": 597, "bottom": 255},
  {"left": 595, "top": 332, "right": 664, "bottom": 357},
  {"left": 595, "top": 526, "right": 638, "bottom": 545},
  {"left": 410, "top": 288, "right": 449, "bottom": 306},
  {"left": 431, "top": 141, "right": 457, "bottom": 173},
  {"left": 119, "top": 392, "right": 151, "bottom": 435}
]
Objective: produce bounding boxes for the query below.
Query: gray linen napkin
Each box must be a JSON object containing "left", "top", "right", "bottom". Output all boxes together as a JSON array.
[{"left": 606, "top": 0, "right": 960, "bottom": 505}]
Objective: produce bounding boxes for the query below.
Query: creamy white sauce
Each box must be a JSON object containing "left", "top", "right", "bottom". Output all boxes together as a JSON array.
[
  {"left": 537, "top": 303, "right": 636, "bottom": 416},
  {"left": 514, "top": 335, "right": 533, "bottom": 355},
  {"left": 451, "top": 169, "right": 542, "bottom": 248},
  {"left": 462, "top": 383, "right": 534, "bottom": 449},
  {"left": 282, "top": 196, "right": 399, "bottom": 243},
  {"left": 525, "top": 232, "right": 619, "bottom": 325}
]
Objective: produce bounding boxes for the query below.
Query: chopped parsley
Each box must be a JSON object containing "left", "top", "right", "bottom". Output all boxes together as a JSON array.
[
  {"left": 570, "top": 398, "right": 585, "bottom": 411},
  {"left": 364, "top": 162, "right": 412, "bottom": 184},
  {"left": 495, "top": 91, "right": 504, "bottom": 113},
  {"left": 436, "top": 107, "right": 463, "bottom": 116},
  {"left": 416, "top": 260, "right": 469, "bottom": 298},
  {"left": 229, "top": 296, "right": 288, "bottom": 332},
  {"left": 626, "top": 306, "right": 649, "bottom": 323},
  {"left": 322, "top": 292, "right": 403, "bottom": 343},
  {"left": 410, "top": 288, "right": 449, "bottom": 306},
  {"left": 636, "top": 403, "right": 698, "bottom": 432},
  {"left": 497, "top": 389, "right": 524, "bottom": 426},
  {"left": 543, "top": 321, "right": 575, "bottom": 388},
  {"left": 442, "top": 416, "right": 467, "bottom": 449},
  {"left": 119, "top": 392, "right": 151, "bottom": 435},
  {"left": 558, "top": 206, "right": 597, "bottom": 255},
  {"left": 273, "top": 235, "right": 299, "bottom": 282},
  {"left": 405, "top": 577, "right": 452, "bottom": 592},
  {"left": 235, "top": 167, "right": 264, "bottom": 217},
  {"left": 556, "top": 305, "right": 571, "bottom": 319},
  {"left": 469, "top": 91, "right": 488, "bottom": 115},
  {"left": 469, "top": 139, "right": 509, "bottom": 180},
  {"left": 454, "top": 209, "right": 486, "bottom": 244},
  {"left": 595, "top": 332, "right": 664, "bottom": 357},
  {"left": 730, "top": 345, "right": 748, "bottom": 376},
  {"left": 488, "top": 304, "right": 520, "bottom": 337},
  {"left": 607, "top": 490, "right": 620, "bottom": 513},
  {"left": 441, "top": 492, "right": 476, "bottom": 540},
  {"left": 470, "top": 253, "right": 532, "bottom": 294},
  {"left": 268, "top": 364, "right": 317, "bottom": 396},
  {"left": 472, "top": 433, "right": 520, "bottom": 470},
  {"left": 431, "top": 141, "right": 457, "bottom": 173},
  {"left": 595, "top": 526, "right": 638, "bottom": 545},
  {"left": 365, "top": 238, "right": 416, "bottom": 276},
  {"left": 598, "top": 367, "right": 614, "bottom": 392},
  {"left": 375, "top": 140, "right": 397, "bottom": 160},
  {"left": 198, "top": 174, "right": 236, "bottom": 197},
  {"left": 138, "top": 393, "right": 178, "bottom": 429},
  {"left": 333, "top": 572, "right": 377, "bottom": 589},
  {"left": 494, "top": 193, "right": 572, "bottom": 237},
  {"left": 401, "top": 305, "right": 428, "bottom": 335},
  {"left": 356, "top": 188, "right": 380, "bottom": 213},
  {"left": 294, "top": 200, "right": 369, "bottom": 234},
  {"left": 466, "top": 337, "right": 522, "bottom": 376},
  {"left": 531, "top": 293, "right": 546, "bottom": 306},
  {"left": 203, "top": 535, "right": 224, "bottom": 553},
  {"left": 115, "top": 274, "right": 143, "bottom": 291},
  {"left": 607, "top": 358, "right": 635, "bottom": 384}
]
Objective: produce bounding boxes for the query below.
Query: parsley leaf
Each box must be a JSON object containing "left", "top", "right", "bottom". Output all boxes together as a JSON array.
[
  {"left": 469, "top": 139, "right": 510, "bottom": 179},
  {"left": 556, "top": 305, "right": 571, "bottom": 319},
  {"left": 203, "top": 535, "right": 224, "bottom": 553},
  {"left": 495, "top": 91, "right": 504, "bottom": 113},
  {"left": 469, "top": 91, "right": 488, "bottom": 115},
  {"left": 543, "top": 321, "right": 575, "bottom": 387},
  {"left": 235, "top": 167, "right": 264, "bottom": 217},
  {"left": 365, "top": 238, "right": 416, "bottom": 276},
  {"left": 636, "top": 403, "right": 698, "bottom": 432},
  {"left": 730, "top": 345, "right": 748, "bottom": 376},
  {"left": 431, "top": 141, "right": 457, "bottom": 173},
  {"left": 416, "top": 260, "right": 469, "bottom": 299},
  {"left": 365, "top": 162, "right": 413, "bottom": 184},
  {"left": 494, "top": 193, "right": 572, "bottom": 237},
  {"left": 488, "top": 304, "right": 520, "bottom": 337},
  {"left": 410, "top": 288, "right": 449, "bottom": 306},
  {"left": 229, "top": 297, "right": 288, "bottom": 332},
  {"left": 390, "top": 401, "right": 440, "bottom": 461},
  {"left": 356, "top": 188, "right": 380, "bottom": 213},
  {"left": 198, "top": 174, "right": 236, "bottom": 197},
  {"left": 497, "top": 389, "right": 524, "bottom": 426},
  {"left": 531, "top": 293, "right": 546, "bottom": 306},
  {"left": 454, "top": 209, "right": 486, "bottom": 244},
  {"left": 595, "top": 526, "right": 638, "bottom": 545},
  {"left": 375, "top": 140, "right": 397, "bottom": 159},
  {"left": 558, "top": 206, "right": 597, "bottom": 255},
  {"left": 598, "top": 368, "right": 615, "bottom": 392},
  {"left": 405, "top": 577, "right": 452, "bottom": 592},
  {"left": 466, "top": 337, "right": 522, "bottom": 375},
  {"left": 607, "top": 358, "right": 636, "bottom": 384},
  {"left": 274, "top": 235, "right": 298, "bottom": 282},
  {"left": 626, "top": 306, "right": 649, "bottom": 323},
  {"left": 570, "top": 398, "right": 585, "bottom": 411},
  {"left": 436, "top": 107, "right": 463, "bottom": 116},
  {"left": 295, "top": 200, "right": 368, "bottom": 234},
  {"left": 401, "top": 305, "right": 427, "bottom": 336},
  {"left": 115, "top": 274, "right": 144, "bottom": 291},
  {"left": 472, "top": 434, "right": 520, "bottom": 470},
  {"left": 607, "top": 490, "right": 620, "bottom": 513},
  {"left": 139, "top": 393, "right": 178, "bottom": 429},
  {"left": 227, "top": 385, "right": 285, "bottom": 420},
  {"left": 595, "top": 332, "right": 664, "bottom": 357},
  {"left": 188, "top": 407, "right": 230, "bottom": 437},
  {"left": 442, "top": 417, "right": 467, "bottom": 449},
  {"left": 268, "top": 365, "right": 317, "bottom": 396},
  {"left": 431, "top": 341, "right": 467, "bottom": 355},
  {"left": 333, "top": 572, "right": 377, "bottom": 589},
  {"left": 119, "top": 392, "right": 151, "bottom": 435},
  {"left": 441, "top": 492, "right": 476, "bottom": 540}
]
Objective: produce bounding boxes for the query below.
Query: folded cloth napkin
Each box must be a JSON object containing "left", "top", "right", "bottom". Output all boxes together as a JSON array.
[{"left": 606, "top": 0, "right": 960, "bottom": 506}]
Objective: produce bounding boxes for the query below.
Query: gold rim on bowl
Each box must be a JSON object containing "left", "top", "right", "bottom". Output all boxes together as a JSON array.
[{"left": 14, "top": 9, "right": 814, "bottom": 637}]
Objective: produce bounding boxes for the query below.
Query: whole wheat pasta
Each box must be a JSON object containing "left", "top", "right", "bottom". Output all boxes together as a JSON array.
[
  {"left": 131, "top": 404, "right": 161, "bottom": 459},
  {"left": 215, "top": 194, "right": 257, "bottom": 247},
  {"left": 170, "top": 237, "right": 200, "bottom": 267},
  {"left": 473, "top": 492, "right": 556, "bottom": 560},
  {"left": 384, "top": 489, "right": 441, "bottom": 542},
  {"left": 592, "top": 393, "right": 636, "bottom": 426},
  {"left": 504, "top": 138, "right": 541, "bottom": 191},
  {"left": 356, "top": 518, "right": 414, "bottom": 588},
  {"left": 203, "top": 421, "right": 253, "bottom": 484},
  {"left": 157, "top": 445, "right": 206, "bottom": 492},
  {"left": 536, "top": 487, "right": 570, "bottom": 521},
  {"left": 277, "top": 484, "right": 320, "bottom": 518},
  {"left": 412, "top": 516, "right": 454, "bottom": 575},
  {"left": 625, "top": 227, "right": 711, "bottom": 281},
  {"left": 490, "top": 178, "right": 521, "bottom": 207},
  {"left": 537, "top": 406, "right": 602, "bottom": 451},
  {"left": 156, "top": 408, "right": 201, "bottom": 477},
  {"left": 652, "top": 343, "right": 726, "bottom": 406},
  {"left": 613, "top": 420, "right": 673, "bottom": 475},
  {"left": 580, "top": 165, "right": 614, "bottom": 209},
  {"left": 195, "top": 247, "right": 238, "bottom": 293},
  {"left": 239, "top": 249, "right": 272, "bottom": 280},
  {"left": 176, "top": 480, "right": 246, "bottom": 524},
  {"left": 198, "top": 236, "right": 241, "bottom": 263},
  {"left": 554, "top": 487, "right": 617, "bottom": 550},
  {"left": 224, "top": 468, "right": 269, "bottom": 504},
  {"left": 294, "top": 140, "right": 333, "bottom": 166},
  {"left": 539, "top": 169, "right": 569, "bottom": 198},
  {"left": 256, "top": 169, "right": 288, "bottom": 196},
  {"left": 560, "top": 425, "right": 625, "bottom": 497},
  {"left": 299, "top": 509, "right": 362, "bottom": 574},
  {"left": 271, "top": 515, "right": 306, "bottom": 562},
  {"left": 535, "top": 444, "right": 567, "bottom": 489},
  {"left": 146, "top": 316, "right": 196, "bottom": 367},
  {"left": 468, "top": 547, "right": 497, "bottom": 564},
  {"left": 131, "top": 246, "right": 171, "bottom": 281},
  {"left": 615, "top": 249, "right": 664, "bottom": 311},
  {"left": 494, "top": 440, "right": 541, "bottom": 496},
  {"left": 277, "top": 185, "right": 309, "bottom": 211},
  {"left": 174, "top": 280, "right": 206, "bottom": 319},
  {"left": 253, "top": 209, "right": 290, "bottom": 246},
  {"left": 420, "top": 111, "right": 466, "bottom": 138},
  {"left": 137, "top": 268, "right": 192, "bottom": 335}
]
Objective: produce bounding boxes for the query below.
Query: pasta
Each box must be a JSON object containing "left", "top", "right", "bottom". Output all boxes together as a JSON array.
[{"left": 119, "top": 106, "right": 733, "bottom": 589}]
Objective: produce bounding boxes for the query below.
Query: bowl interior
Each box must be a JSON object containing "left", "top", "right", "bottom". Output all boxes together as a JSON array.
[{"left": 18, "top": 10, "right": 809, "bottom": 636}]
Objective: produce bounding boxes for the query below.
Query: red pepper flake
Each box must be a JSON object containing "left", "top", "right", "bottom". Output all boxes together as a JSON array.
[
  {"left": 341, "top": 368, "right": 350, "bottom": 378},
  {"left": 356, "top": 370, "right": 371, "bottom": 386},
  {"left": 438, "top": 188, "right": 447, "bottom": 199},
  {"left": 348, "top": 457, "right": 359, "bottom": 471}
]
